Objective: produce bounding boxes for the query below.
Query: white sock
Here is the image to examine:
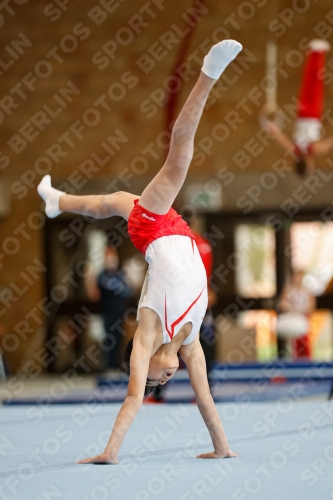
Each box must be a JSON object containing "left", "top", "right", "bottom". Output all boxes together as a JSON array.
[
  {"left": 37, "top": 175, "right": 63, "bottom": 218},
  {"left": 202, "top": 39, "right": 243, "bottom": 80}
]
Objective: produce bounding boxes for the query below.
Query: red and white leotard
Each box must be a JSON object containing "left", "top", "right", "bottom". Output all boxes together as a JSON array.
[
  {"left": 293, "top": 120, "right": 318, "bottom": 157},
  {"left": 128, "top": 200, "right": 208, "bottom": 345},
  {"left": 128, "top": 199, "right": 195, "bottom": 254},
  {"left": 192, "top": 230, "right": 213, "bottom": 283},
  {"left": 293, "top": 43, "right": 329, "bottom": 157}
]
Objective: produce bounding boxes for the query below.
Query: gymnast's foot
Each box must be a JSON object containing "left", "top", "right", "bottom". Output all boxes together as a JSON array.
[
  {"left": 308, "top": 39, "right": 330, "bottom": 52},
  {"left": 201, "top": 39, "right": 242, "bottom": 80},
  {"left": 37, "top": 175, "right": 63, "bottom": 218}
]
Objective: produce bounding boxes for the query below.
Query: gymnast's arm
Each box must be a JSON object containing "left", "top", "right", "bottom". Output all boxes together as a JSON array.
[
  {"left": 265, "top": 121, "right": 294, "bottom": 152},
  {"left": 179, "top": 336, "right": 237, "bottom": 459},
  {"left": 78, "top": 332, "right": 152, "bottom": 465},
  {"left": 312, "top": 136, "right": 333, "bottom": 156}
]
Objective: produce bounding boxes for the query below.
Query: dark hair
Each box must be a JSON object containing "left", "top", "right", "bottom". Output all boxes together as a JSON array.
[
  {"left": 295, "top": 157, "right": 307, "bottom": 176},
  {"left": 123, "top": 338, "right": 156, "bottom": 397}
]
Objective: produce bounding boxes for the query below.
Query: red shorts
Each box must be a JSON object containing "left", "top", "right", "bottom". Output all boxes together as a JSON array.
[
  {"left": 293, "top": 142, "right": 314, "bottom": 157},
  {"left": 127, "top": 199, "right": 195, "bottom": 255}
]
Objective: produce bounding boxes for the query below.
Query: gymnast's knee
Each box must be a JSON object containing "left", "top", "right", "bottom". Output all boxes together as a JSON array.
[{"left": 102, "top": 191, "right": 126, "bottom": 209}]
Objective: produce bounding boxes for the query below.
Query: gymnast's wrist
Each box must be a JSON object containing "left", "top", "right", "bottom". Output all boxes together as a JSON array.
[
  {"left": 214, "top": 446, "right": 230, "bottom": 457},
  {"left": 104, "top": 447, "right": 118, "bottom": 458},
  {"left": 213, "top": 439, "right": 230, "bottom": 456}
]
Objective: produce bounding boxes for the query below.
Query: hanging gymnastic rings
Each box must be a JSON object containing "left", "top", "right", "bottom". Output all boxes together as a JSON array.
[{"left": 258, "top": 103, "right": 285, "bottom": 130}]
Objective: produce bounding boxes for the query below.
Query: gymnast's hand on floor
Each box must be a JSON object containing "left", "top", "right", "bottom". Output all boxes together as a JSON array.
[
  {"left": 197, "top": 449, "right": 238, "bottom": 459},
  {"left": 77, "top": 452, "right": 119, "bottom": 465}
]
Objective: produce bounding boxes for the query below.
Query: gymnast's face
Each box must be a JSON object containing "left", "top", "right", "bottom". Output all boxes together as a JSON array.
[{"left": 146, "top": 353, "right": 179, "bottom": 386}]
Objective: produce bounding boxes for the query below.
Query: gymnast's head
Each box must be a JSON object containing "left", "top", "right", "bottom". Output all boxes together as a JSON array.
[
  {"left": 295, "top": 155, "right": 315, "bottom": 176},
  {"left": 123, "top": 338, "right": 179, "bottom": 396}
]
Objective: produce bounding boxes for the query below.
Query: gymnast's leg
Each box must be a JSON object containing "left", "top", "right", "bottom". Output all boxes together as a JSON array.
[
  {"left": 37, "top": 174, "right": 136, "bottom": 220},
  {"left": 38, "top": 40, "right": 242, "bottom": 220},
  {"left": 139, "top": 39, "right": 242, "bottom": 215}
]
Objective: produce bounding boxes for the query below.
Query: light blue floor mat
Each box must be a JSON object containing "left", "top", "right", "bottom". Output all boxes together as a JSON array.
[{"left": 1, "top": 401, "right": 333, "bottom": 500}]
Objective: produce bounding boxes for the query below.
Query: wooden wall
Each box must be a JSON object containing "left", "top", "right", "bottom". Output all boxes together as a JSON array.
[{"left": 1, "top": 0, "right": 333, "bottom": 370}]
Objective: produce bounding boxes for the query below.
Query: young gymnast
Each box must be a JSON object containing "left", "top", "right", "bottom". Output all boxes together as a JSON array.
[
  {"left": 266, "top": 39, "right": 333, "bottom": 176},
  {"left": 37, "top": 39, "right": 242, "bottom": 464}
]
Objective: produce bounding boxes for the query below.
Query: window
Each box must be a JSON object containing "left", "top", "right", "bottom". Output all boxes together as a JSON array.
[
  {"left": 235, "top": 224, "right": 276, "bottom": 298},
  {"left": 291, "top": 222, "right": 333, "bottom": 295}
]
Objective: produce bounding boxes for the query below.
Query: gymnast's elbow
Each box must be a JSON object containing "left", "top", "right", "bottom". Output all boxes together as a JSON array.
[{"left": 196, "top": 393, "right": 214, "bottom": 408}]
